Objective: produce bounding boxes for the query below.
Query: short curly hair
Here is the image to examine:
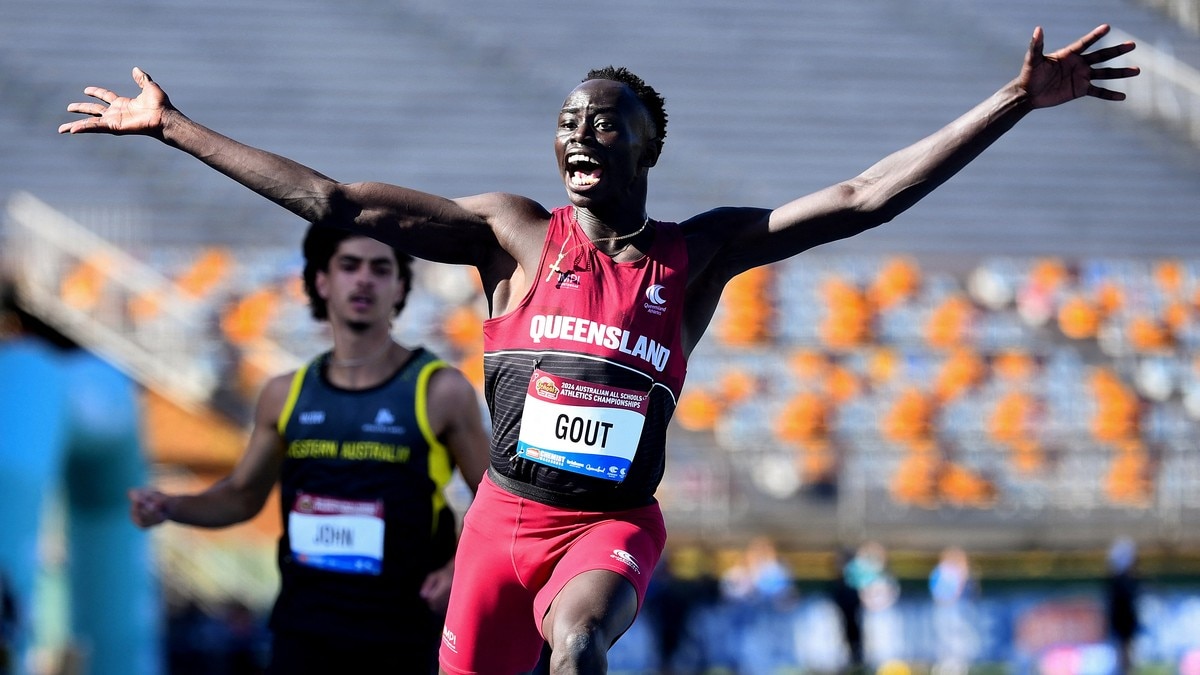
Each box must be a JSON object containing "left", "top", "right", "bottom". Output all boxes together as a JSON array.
[
  {"left": 301, "top": 225, "right": 413, "bottom": 321},
  {"left": 584, "top": 66, "right": 667, "bottom": 149}
]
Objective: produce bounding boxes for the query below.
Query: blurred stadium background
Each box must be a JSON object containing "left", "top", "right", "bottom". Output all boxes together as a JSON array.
[{"left": 2, "top": 0, "right": 1200, "bottom": 673}]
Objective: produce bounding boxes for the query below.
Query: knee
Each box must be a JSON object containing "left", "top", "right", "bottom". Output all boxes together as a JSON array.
[{"left": 548, "top": 621, "right": 608, "bottom": 674}]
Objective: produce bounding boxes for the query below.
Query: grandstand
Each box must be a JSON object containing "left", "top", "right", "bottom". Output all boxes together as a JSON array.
[
  {"left": 7, "top": 0, "right": 1200, "bottom": 544},
  {"left": 4, "top": 0, "right": 1200, "bottom": 629},
  {"left": 4, "top": 0, "right": 1200, "bottom": 671}
]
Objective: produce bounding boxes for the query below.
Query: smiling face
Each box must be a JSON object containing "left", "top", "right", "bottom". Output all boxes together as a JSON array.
[
  {"left": 555, "top": 79, "right": 660, "bottom": 210},
  {"left": 315, "top": 236, "right": 408, "bottom": 334}
]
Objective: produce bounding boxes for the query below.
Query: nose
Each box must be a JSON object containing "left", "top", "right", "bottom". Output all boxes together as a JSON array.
[{"left": 569, "top": 118, "right": 594, "bottom": 143}]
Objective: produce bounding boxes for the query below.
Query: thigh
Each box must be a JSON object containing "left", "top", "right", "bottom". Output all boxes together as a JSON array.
[
  {"left": 439, "top": 479, "right": 545, "bottom": 675},
  {"left": 535, "top": 507, "right": 667, "bottom": 645}
]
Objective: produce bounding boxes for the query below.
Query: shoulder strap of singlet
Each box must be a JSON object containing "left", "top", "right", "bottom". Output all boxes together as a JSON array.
[
  {"left": 414, "top": 355, "right": 454, "bottom": 525},
  {"left": 276, "top": 358, "right": 316, "bottom": 436}
]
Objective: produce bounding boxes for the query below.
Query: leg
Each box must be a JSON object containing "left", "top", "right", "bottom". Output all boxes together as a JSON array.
[{"left": 541, "top": 570, "right": 639, "bottom": 675}]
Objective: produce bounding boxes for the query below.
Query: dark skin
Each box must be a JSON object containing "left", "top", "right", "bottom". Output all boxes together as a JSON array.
[{"left": 62, "top": 24, "right": 1137, "bottom": 674}]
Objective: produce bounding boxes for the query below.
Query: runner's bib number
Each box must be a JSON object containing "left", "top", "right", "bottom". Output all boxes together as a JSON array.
[
  {"left": 288, "top": 492, "right": 384, "bottom": 575},
  {"left": 516, "top": 368, "right": 649, "bottom": 482}
]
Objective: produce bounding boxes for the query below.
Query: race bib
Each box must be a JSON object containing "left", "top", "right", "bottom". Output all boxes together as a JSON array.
[
  {"left": 516, "top": 369, "right": 649, "bottom": 482},
  {"left": 288, "top": 492, "right": 384, "bottom": 575}
]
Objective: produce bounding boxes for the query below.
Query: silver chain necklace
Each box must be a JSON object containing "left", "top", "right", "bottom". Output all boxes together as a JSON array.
[
  {"left": 545, "top": 216, "right": 650, "bottom": 283},
  {"left": 329, "top": 339, "right": 394, "bottom": 368}
]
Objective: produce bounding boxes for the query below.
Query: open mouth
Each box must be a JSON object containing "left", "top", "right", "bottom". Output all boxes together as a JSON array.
[{"left": 566, "top": 153, "right": 602, "bottom": 188}]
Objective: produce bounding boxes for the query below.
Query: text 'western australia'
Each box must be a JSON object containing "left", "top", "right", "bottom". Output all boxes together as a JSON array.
[{"left": 287, "top": 439, "right": 412, "bottom": 463}]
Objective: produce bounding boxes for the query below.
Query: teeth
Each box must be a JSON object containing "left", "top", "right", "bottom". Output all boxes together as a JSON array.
[
  {"left": 570, "top": 173, "right": 600, "bottom": 187},
  {"left": 567, "top": 154, "right": 599, "bottom": 166}
]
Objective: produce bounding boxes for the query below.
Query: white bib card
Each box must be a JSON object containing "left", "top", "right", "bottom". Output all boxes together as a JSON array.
[
  {"left": 516, "top": 369, "right": 649, "bottom": 482},
  {"left": 288, "top": 492, "right": 385, "bottom": 575}
]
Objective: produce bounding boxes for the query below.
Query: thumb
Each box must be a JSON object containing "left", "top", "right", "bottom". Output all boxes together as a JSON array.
[
  {"left": 132, "top": 66, "right": 154, "bottom": 88},
  {"left": 1028, "top": 26, "right": 1045, "bottom": 62}
]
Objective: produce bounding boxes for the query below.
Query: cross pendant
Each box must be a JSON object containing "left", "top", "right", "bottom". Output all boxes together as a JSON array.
[{"left": 544, "top": 251, "right": 567, "bottom": 283}]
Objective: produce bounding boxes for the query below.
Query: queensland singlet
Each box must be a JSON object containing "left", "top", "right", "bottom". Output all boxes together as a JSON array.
[
  {"left": 484, "top": 206, "right": 689, "bottom": 510},
  {"left": 271, "top": 348, "right": 457, "bottom": 641}
]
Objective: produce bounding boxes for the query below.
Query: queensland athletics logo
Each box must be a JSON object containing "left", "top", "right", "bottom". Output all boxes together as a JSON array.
[
  {"left": 643, "top": 284, "right": 667, "bottom": 316},
  {"left": 611, "top": 549, "right": 641, "bottom": 575}
]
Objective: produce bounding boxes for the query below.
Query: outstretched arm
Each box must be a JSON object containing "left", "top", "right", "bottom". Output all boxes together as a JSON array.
[
  {"left": 128, "top": 374, "right": 290, "bottom": 529},
  {"left": 692, "top": 24, "right": 1139, "bottom": 278},
  {"left": 60, "top": 68, "right": 498, "bottom": 266}
]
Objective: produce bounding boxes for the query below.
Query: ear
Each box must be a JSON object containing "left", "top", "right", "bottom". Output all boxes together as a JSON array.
[
  {"left": 640, "top": 139, "right": 662, "bottom": 169},
  {"left": 315, "top": 269, "right": 331, "bottom": 300}
]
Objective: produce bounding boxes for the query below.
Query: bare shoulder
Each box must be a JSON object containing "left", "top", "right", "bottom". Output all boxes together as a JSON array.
[
  {"left": 455, "top": 192, "right": 550, "bottom": 230},
  {"left": 455, "top": 192, "right": 552, "bottom": 265},
  {"left": 427, "top": 364, "right": 480, "bottom": 406},
  {"left": 255, "top": 370, "right": 299, "bottom": 420},
  {"left": 679, "top": 206, "right": 772, "bottom": 281}
]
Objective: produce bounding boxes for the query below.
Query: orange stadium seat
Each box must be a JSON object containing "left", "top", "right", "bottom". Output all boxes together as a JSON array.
[
  {"left": 818, "top": 276, "right": 872, "bottom": 350},
  {"left": 938, "top": 461, "right": 997, "bottom": 508},
  {"left": 1153, "top": 258, "right": 1185, "bottom": 297},
  {"left": 988, "top": 390, "right": 1035, "bottom": 444},
  {"left": 1106, "top": 441, "right": 1153, "bottom": 507},
  {"left": 220, "top": 287, "right": 280, "bottom": 346},
  {"left": 774, "top": 391, "right": 828, "bottom": 443},
  {"left": 676, "top": 388, "right": 724, "bottom": 432},
  {"left": 60, "top": 253, "right": 111, "bottom": 312},
  {"left": 992, "top": 349, "right": 1037, "bottom": 383},
  {"left": 1126, "top": 314, "right": 1174, "bottom": 353},
  {"left": 881, "top": 387, "right": 935, "bottom": 443},
  {"left": 442, "top": 304, "right": 485, "bottom": 352},
  {"left": 891, "top": 451, "right": 939, "bottom": 508},
  {"left": 1089, "top": 368, "right": 1141, "bottom": 442},
  {"left": 717, "top": 267, "right": 774, "bottom": 346},
  {"left": 925, "top": 295, "right": 974, "bottom": 350},
  {"left": 934, "top": 347, "right": 986, "bottom": 403},
  {"left": 868, "top": 255, "right": 922, "bottom": 311},
  {"left": 1057, "top": 293, "right": 1101, "bottom": 340},
  {"left": 176, "top": 246, "right": 234, "bottom": 299}
]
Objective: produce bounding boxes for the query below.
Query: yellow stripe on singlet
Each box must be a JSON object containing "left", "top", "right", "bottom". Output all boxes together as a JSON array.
[
  {"left": 416, "top": 359, "right": 453, "bottom": 533},
  {"left": 276, "top": 363, "right": 311, "bottom": 436}
]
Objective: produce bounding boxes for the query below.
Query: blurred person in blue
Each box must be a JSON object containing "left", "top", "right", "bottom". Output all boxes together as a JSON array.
[
  {"left": 126, "top": 225, "right": 491, "bottom": 675},
  {"left": 62, "top": 24, "right": 1138, "bottom": 675},
  {"left": 1105, "top": 537, "right": 1140, "bottom": 675},
  {"left": 845, "top": 541, "right": 902, "bottom": 666},
  {"left": 928, "top": 546, "right": 980, "bottom": 674}
]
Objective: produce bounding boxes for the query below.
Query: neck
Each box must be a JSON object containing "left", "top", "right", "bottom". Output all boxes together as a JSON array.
[{"left": 329, "top": 336, "right": 395, "bottom": 369}]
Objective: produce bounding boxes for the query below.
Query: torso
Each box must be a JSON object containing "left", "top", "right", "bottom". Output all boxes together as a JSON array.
[
  {"left": 270, "top": 348, "right": 456, "bottom": 640},
  {"left": 482, "top": 206, "right": 689, "bottom": 510}
]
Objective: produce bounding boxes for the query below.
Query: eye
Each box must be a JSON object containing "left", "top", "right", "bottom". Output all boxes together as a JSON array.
[{"left": 594, "top": 119, "right": 616, "bottom": 133}]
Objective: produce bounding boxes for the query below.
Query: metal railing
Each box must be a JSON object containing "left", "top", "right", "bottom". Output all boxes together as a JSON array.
[
  {"left": 1109, "top": 28, "right": 1200, "bottom": 148},
  {"left": 4, "top": 191, "right": 301, "bottom": 411}
]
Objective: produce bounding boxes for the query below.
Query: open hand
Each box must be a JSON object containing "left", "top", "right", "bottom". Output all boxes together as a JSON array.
[
  {"left": 1022, "top": 24, "right": 1139, "bottom": 109},
  {"left": 59, "top": 67, "right": 171, "bottom": 136}
]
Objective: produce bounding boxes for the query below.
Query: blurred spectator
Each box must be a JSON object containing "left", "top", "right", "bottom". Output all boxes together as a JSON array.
[
  {"left": 643, "top": 547, "right": 720, "bottom": 674},
  {"left": 720, "top": 536, "right": 794, "bottom": 607},
  {"left": 830, "top": 548, "right": 865, "bottom": 672},
  {"left": 845, "top": 541, "right": 902, "bottom": 666},
  {"left": 1106, "top": 537, "right": 1141, "bottom": 675},
  {"left": 929, "top": 546, "right": 980, "bottom": 673}
]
